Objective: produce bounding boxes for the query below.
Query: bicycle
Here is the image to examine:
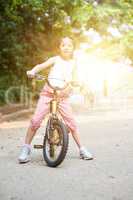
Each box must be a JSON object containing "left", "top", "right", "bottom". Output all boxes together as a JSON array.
[{"left": 33, "top": 74, "right": 76, "bottom": 167}]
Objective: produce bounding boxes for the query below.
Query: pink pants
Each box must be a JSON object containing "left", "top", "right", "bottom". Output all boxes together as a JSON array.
[{"left": 30, "top": 84, "right": 77, "bottom": 133}]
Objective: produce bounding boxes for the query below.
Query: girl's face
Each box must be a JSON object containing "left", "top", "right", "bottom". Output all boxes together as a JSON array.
[{"left": 59, "top": 37, "right": 74, "bottom": 59}]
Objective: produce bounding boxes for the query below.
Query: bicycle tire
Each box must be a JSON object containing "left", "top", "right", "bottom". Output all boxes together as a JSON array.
[{"left": 43, "top": 119, "right": 69, "bottom": 167}]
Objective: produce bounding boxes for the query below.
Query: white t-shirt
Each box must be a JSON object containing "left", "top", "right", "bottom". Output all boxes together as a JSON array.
[{"left": 48, "top": 56, "right": 75, "bottom": 88}]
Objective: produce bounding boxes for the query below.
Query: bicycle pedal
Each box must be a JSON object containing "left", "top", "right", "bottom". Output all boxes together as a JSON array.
[{"left": 34, "top": 144, "right": 43, "bottom": 149}]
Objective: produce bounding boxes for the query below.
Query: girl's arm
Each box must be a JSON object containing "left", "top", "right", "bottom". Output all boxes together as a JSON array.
[
  {"left": 27, "top": 57, "right": 56, "bottom": 77},
  {"left": 31, "top": 57, "right": 55, "bottom": 74}
]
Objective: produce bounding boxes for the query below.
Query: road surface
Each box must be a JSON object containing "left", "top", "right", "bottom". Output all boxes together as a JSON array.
[{"left": 0, "top": 109, "right": 133, "bottom": 200}]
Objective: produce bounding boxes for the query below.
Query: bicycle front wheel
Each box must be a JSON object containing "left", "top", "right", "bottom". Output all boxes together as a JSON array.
[{"left": 43, "top": 119, "right": 69, "bottom": 167}]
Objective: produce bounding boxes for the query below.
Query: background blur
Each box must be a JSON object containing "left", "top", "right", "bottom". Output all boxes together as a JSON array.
[{"left": 0, "top": 0, "right": 133, "bottom": 112}]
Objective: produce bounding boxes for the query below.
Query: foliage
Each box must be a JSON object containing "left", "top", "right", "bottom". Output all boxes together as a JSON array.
[{"left": 0, "top": 0, "right": 133, "bottom": 104}]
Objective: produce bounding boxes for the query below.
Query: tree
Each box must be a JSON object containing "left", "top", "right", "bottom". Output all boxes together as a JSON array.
[{"left": 0, "top": 0, "right": 133, "bottom": 104}]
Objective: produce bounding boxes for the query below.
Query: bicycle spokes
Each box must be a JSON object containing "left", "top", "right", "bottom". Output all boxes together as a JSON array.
[
  {"left": 46, "top": 128, "right": 63, "bottom": 160},
  {"left": 49, "top": 144, "right": 56, "bottom": 158},
  {"left": 43, "top": 120, "right": 68, "bottom": 167},
  {"left": 50, "top": 129, "right": 61, "bottom": 145}
]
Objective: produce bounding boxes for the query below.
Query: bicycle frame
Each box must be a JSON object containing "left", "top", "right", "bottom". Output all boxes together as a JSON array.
[
  {"left": 50, "top": 89, "right": 59, "bottom": 115},
  {"left": 32, "top": 75, "right": 73, "bottom": 166}
]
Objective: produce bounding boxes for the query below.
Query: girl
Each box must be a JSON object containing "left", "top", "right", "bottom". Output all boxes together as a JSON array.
[{"left": 18, "top": 37, "right": 93, "bottom": 163}]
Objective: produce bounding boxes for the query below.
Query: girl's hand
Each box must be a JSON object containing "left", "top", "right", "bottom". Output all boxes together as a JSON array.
[
  {"left": 70, "top": 81, "right": 80, "bottom": 88},
  {"left": 26, "top": 70, "right": 36, "bottom": 78},
  {"left": 62, "top": 84, "right": 73, "bottom": 98}
]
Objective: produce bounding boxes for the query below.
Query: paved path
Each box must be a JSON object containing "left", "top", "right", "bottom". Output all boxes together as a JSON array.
[{"left": 0, "top": 110, "right": 133, "bottom": 200}]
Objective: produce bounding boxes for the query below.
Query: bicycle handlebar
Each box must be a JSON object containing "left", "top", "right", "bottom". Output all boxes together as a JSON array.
[
  {"left": 34, "top": 74, "right": 69, "bottom": 90},
  {"left": 28, "top": 74, "right": 81, "bottom": 90}
]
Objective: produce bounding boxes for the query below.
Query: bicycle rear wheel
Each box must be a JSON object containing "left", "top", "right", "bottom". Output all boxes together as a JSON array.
[{"left": 43, "top": 119, "right": 69, "bottom": 167}]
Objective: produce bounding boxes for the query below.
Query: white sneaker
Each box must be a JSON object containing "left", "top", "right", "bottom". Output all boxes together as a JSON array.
[
  {"left": 18, "top": 145, "right": 31, "bottom": 163},
  {"left": 79, "top": 147, "right": 93, "bottom": 160}
]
